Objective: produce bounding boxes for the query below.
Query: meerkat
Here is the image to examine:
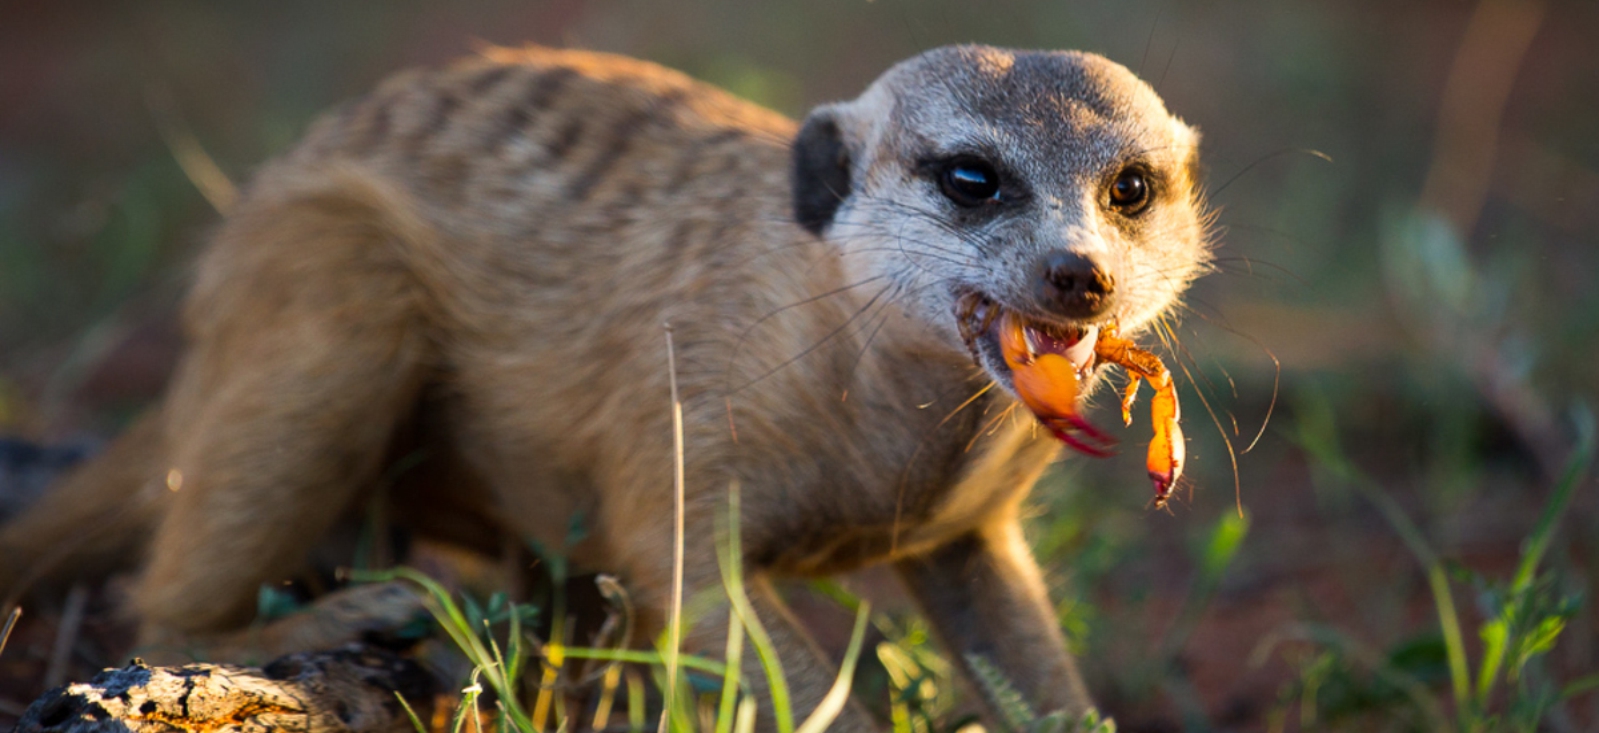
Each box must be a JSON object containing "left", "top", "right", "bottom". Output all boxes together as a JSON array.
[{"left": 0, "top": 44, "right": 1209, "bottom": 729}]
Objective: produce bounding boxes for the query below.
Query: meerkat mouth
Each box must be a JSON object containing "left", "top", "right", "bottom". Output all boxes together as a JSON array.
[
  {"left": 954, "top": 291, "right": 1100, "bottom": 392},
  {"left": 954, "top": 290, "right": 1116, "bottom": 456}
]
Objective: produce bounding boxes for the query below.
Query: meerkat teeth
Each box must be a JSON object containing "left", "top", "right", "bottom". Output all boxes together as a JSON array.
[{"left": 1063, "top": 325, "right": 1099, "bottom": 372}]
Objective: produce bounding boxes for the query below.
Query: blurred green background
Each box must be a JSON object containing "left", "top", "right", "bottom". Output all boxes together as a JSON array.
[{"left": 2, "top": 1, "right": 1596, "bottom": 730}]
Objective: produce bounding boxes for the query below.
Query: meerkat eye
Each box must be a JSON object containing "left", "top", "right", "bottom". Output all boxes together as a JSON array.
[
  {"left": 1108, "top": 168, "right": 1151, "bottom": 214},
  {"left": 940, "top": 160, "right": 1002, "bottom": 206}
]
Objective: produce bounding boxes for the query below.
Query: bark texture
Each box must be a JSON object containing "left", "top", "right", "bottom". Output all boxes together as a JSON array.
[{"left": 13, "top": 645, "right": 435, "bottom": 733}]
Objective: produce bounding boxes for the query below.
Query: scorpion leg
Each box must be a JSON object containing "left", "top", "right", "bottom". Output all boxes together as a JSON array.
[
  {"left": 1119, "top": 374, "right": 1142, "bottom": 427},
  {"left": 1145, "top": 372, "right": 1184, "bottom": 502}
]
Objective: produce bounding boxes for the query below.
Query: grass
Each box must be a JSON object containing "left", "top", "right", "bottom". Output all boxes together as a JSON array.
[
  {"left": 353, "top": 479, "right": 875, "bottom": 733},
  {"left": 344, "top": 462, "right": 1166, "bottom": 733},
  {"left": 358, "top": 556, "right": 1136, "bottom": 732},
  {"left": 1260, "top": 389, "right": 1596, "bottom": 732}
]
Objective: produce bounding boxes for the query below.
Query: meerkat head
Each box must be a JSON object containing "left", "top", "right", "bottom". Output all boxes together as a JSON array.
[{"left": 792, "top": 44, "right": 1211, "bottom": 402}]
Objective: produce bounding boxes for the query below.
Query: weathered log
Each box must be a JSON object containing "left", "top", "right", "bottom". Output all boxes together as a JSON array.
[{"left": 13, "top": 645, "right": 436, "bottom": 733}]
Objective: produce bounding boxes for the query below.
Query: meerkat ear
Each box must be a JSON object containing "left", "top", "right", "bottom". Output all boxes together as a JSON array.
[{"left": 791, "top": 106, "right": 853, "bottom": 237}]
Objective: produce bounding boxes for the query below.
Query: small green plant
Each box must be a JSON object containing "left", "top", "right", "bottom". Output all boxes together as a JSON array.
[
  {"left": 871, "top": 613, "right": 957, "bottom": 733},
  {"left": 1267, "top": 389, "right": 1596, "bottom": 732},
  {"left": 966, "top": 655, "right": 1116, "bottom": 733},
  {"left": 357, "top": 481, "right": 871, "bottom": 733}
]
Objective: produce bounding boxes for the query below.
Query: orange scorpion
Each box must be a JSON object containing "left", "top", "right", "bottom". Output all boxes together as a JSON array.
[{"left": 1000, "top": 317, "right": 1184, "bottom": 508}]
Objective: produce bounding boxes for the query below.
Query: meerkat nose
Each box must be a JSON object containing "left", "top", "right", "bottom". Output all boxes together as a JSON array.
[{"left": 1034, "top": 250, "right": 1116, "bottom": 320}]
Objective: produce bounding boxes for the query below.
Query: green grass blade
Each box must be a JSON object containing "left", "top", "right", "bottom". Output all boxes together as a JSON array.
[
  {"left": 728, "top": 567, "right": 793, "bottom": 733},
  {"left": 720, "top": 483, "right": 795, "bottom": 733},
  {"left": 1511, "top": 408, "right": 1594, "bottom": 593},
  {"left": 1560, "top": 673, "right": 1599, "bottom": 701},
  {"left": 451, "top": 676, "right": 482, "bottom": 733},
  {"left": 394, "top": 692, "right": 428, "bottom": 733},
  {"left": 794, "top": 600, "right": 870, "bottom": 733},
  {"left": 1424, "top": 563, "right": 1472, "bottom": 714},
  {"left": 716, "top": 601, "right": 747, "bottom": 733},
  {"left": 507, "top": 600, "right": 525, "bottom": 684},
  {"left": 485, "top": 618, "right": 509, "bottom": 683},
  {"left": 646, "top": 658, "right": 696, "bottom": 733},
  {"left": 561, "top": 646, "right": 729, "bottom": 677},
  {"left": 627, "top": 669, "right": 647, "bottom": 732},
  {"left": 805, "top": 579, "right": 864, "bottom": 612},
  {"left": 356, "top": 568, "right": 494, "bottom": 669}
]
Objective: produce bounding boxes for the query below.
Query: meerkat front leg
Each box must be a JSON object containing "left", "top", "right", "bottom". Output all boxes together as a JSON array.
[{"left": 895, "top": 517, "right": 1092, "bottom": 721}]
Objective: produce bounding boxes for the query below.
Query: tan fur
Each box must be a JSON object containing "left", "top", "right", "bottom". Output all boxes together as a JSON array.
[{"left": 1, "top": 44, "right": 1210, "bottom": 729}]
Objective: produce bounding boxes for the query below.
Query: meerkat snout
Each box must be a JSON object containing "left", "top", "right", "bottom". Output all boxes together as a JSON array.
[{"left": 1035, "top": 251, "right": 1116, "bottom": 319}]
